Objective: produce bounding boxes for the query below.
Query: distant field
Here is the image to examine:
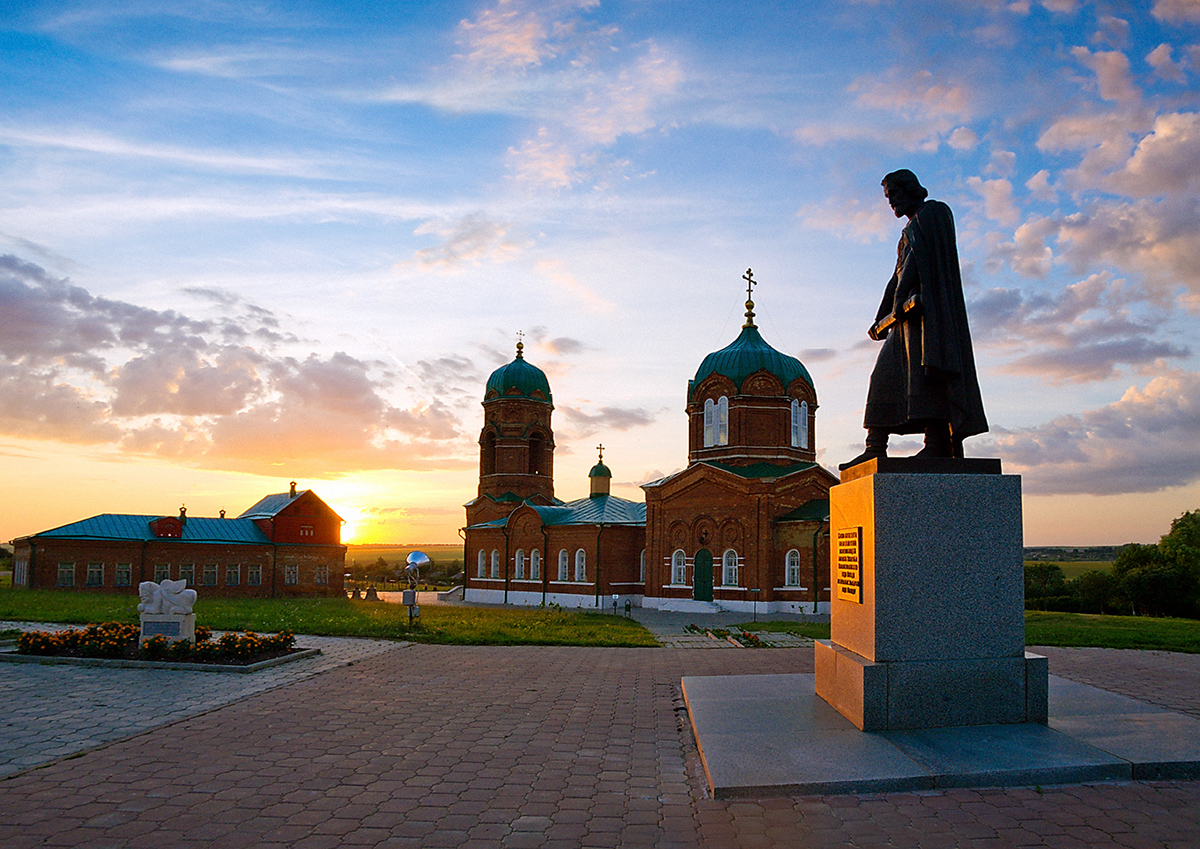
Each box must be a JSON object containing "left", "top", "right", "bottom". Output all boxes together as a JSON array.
[
  {"left": 346, "top": 544, "right": 462, "bottom": 565},
  {"left": 1024, "top": 561, "right": 1113, "bottom": 580}
]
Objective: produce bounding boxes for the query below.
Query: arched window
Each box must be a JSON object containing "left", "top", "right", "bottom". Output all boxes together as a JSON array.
[
  {"left": 515, "top": 549, "right": 525, "bottom": 580},
  {"left": 671, "top": 549, "right": 686, "bottom": 585},
  {"left": 490, "top": 549, "right": 500, "bottom": 579},
  {"left": 786, "top": 549, "right": 801, "bottom": 586},
  {"left": 800, "top": 401, "right": 809, "bottom": 448},
  {"left": 528, "top": 433, "right": 544, "bottom": 475},
  {"left": 703, "top": 398, "right": 715, "bottom": 447},
  {"left": 477, "top": 550, "right": 486, "bottom": 578},
  {"left": 481, "top": 431, "right": 497, "bottom": 476},
  {"left": 639, "top": 550, "right": 646, "bottom": 583},
  {"left": 530, "top": 550, "right": 541, "bottom": 580},
  {"left": 791, "top": 399, "right": 801, "bottom": 448},
  {"left": 716, "top": 396, "right": 729, "bottom": 445},
  {"left": 575, "top": 549, "right": 586, "bottom": 582},
  {"left": 558, "top": 549, "right": 569, "bottom": 582},
  {"left": 722, "top": 549, "right": 739, "bottom": 587}
]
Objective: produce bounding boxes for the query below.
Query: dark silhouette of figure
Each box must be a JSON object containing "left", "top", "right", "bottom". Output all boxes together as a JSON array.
[{"left": 841, "top": 170, "right": 987, "bottom": 469}]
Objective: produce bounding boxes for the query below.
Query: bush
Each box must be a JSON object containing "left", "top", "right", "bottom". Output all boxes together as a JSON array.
[{"left": 140, "top": 635, "right": 170, "bottom": 660}]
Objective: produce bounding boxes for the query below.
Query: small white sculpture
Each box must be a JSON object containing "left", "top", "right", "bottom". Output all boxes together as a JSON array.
[{"left": 138, "top": 579, "right": 197, "bottom": 615}]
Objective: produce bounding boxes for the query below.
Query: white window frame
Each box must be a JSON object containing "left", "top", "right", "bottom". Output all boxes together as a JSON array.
[
  {"left": 515, "top": 549, "right": 525, "bottom": 580},
  {"left": 86, "top": 562, "right": 103, "bottom": 587},
  {"left": 115, "top": 563, "right": 132, "bottom": 587},
  {"left": 703, "top": 398, "right": 715, "bottom": 447},
  {"left": 57, "top": 563, "right": 74, "bottom": 587},
  {"left": 316, "top": 564, "right": 328, "bottom": 585},
  {"left": 490, "top": 549, "right": 500, "bottom": 579},
  {"left": 530, "top": 550, "right": 541, "bottom": 581},
  {"left": 284, "top": 564, "right": 299, "bottom": 586},
  {"left": 722, "top": 549, "right": 739, "bottom": 587},
  {"left": 248, "top": 564, "right": 262, "bottom": 586},
  {"left": 477, "top": 550, "right": 487, "bottom": 578},
  {"left": 558, "top": 549, "right": 569, "bottom": 582},
  {"left": 716, "top": 396, "right": 729, "bottom": 445},
  {"left": 639, "top": 550, "right": 646, "bottom": 583},
  {"left": 178, "top": 564, "right": 194, "bottom": 586},
  {"left": 786, "top": 549, "right": 801, "bottom": 587},
  {"left": 574, "top": 549, "right": 586, "bottom": 583},
  {"left": 154, "top": 564, "right": 170, "bottom": 583},
  {"left": 671, "top": 550, "right": 687, "bottom": 585},
  {"left": 226, "top": 564, "right": 240, "bottom": 587},
  {"left": 203, "top": 564, "right": 218, "bottom": 586}
]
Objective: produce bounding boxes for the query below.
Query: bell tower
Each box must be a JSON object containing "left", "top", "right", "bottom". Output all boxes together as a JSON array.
[{"left": 476, "top": 338, "right": 555, "bottom": 505}]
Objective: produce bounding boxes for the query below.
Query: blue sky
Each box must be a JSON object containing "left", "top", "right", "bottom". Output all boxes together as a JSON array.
[{"left": 2, "top": 0, "right": 1199, "bottom": 545}]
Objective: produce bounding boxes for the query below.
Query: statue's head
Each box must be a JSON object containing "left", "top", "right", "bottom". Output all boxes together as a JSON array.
[{"left": 882, "top": 169, "right": 928, "bottom": 218}]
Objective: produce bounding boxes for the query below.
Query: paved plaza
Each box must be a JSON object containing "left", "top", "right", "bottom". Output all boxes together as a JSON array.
[{"left": 2, "top": 618, "right": 1200, "bottom": 847}]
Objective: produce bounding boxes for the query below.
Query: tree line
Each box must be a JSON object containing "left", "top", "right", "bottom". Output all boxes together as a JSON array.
[{"left": 1026, "top": 510, "right": 1200, "bottom": 619}]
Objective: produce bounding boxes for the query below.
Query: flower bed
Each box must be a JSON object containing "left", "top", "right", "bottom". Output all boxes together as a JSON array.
[{"left": 15, "top": 623, "right": 297, "bottom": 665}]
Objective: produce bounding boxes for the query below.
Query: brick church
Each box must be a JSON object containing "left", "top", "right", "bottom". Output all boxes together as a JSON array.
[{"left": 463, "top": 273, "right": 837, "bottom": 614}]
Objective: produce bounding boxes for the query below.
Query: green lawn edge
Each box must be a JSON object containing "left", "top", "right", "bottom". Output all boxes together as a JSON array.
[{"left": 0, "top": 592, "right": 657, "bottom": 648}]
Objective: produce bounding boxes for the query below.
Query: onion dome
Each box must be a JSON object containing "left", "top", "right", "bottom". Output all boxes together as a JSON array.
[
  {"left": 588, "top": 461, "right": 611, "bottom": 479},
  {"left": 484, "top": 340, "right": 552, "bottom": 403}
]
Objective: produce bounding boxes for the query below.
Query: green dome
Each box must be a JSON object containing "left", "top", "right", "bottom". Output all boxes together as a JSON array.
[
  {"left": 588, "top": 461, "right": 612, "bottom": 478},
  {"left": 484, "top": 350, "right": 552, "bottom": 403},
  {"left": 690, "top": 325, "right": 812, "bottom": 400}
]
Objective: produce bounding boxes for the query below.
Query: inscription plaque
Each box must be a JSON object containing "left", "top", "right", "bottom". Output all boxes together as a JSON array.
[
  {"left": 836, "top": 527, "right": 863, "bottom": 604},
  {"left": 142, "top": 620, "right": 181, "bottom": 637}
]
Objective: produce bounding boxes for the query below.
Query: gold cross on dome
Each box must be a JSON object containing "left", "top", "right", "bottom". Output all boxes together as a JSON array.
[
  {"left": 742, "top": 268, "right": 757, "bottom": 327},
  {"left": 597, "top": 443, "right": 604, "bottom": 462},
  {"left": 515, "top": 330, "right": 525, "bottom": 358}
]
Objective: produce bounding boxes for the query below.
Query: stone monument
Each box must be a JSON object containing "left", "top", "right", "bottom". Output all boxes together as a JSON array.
[
  {"left": 138, "top": 579, "right": 197, "bottom": 645},
  {"left": 816, "top": 170, "right": 1047, "bottom": 731}
]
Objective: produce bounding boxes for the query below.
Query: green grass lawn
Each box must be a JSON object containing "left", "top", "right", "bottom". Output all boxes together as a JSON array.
[
  {"left": 745, "top": 611, "right": 1200, "bottom": 654},
  {"left": 1025, "top": 610, "right": 1200, "bottom": 654},
  {"left": 0, "top": 590, "right": 656, "bottom": 647}
]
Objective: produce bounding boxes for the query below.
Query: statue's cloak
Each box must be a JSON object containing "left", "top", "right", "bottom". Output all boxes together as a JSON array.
[{"left": 864, "top": 200, "right": 988, "bottom": 438}]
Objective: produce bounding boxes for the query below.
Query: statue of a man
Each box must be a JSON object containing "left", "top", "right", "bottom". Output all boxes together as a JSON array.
[{"left": 841, "top": 170, "right": 988, "bottom": 469}]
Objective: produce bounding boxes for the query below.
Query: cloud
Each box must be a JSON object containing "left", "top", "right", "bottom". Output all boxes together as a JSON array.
[
  {"left": 979, "top": 370, "right": 1200, "bottom": 494},
  {"left": 799, "top": 348, "right": 838, "bottom": 363},
  {"left": 796, "top": 197, "right": 895, "bottom": 242},
  {"left": 970, "top": 273, "right": 1190, "bottom": 381},
  {"left": 1070, "top": 47, "right": 1140, "bottom": 105},
  {"left": 534, "top": 258, "right": 614, "bottom": 311},
  {"left": 408, "top": 213, "right": 528, "bottom": 270},
  {"left": 967, "top": 177, "right": 1020, "bottom": 226},
  {"left": 1152, "top": 0, "right": 1200, "bottom": 24},
  {"left": 1146, "top": 44, "right": 1187, "bottom": 83},
  {"left": 559, "top": 404, "right": 655, "bottom": 436},
  {"left": 0, "top": 255, "right": 471, "bottom": 477}
]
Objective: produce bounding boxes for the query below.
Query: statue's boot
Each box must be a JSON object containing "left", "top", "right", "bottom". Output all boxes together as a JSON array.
[
  {"left": 838, "top": 428, "right": 889, "bottom": 470},
  {"left": 916, "top": 422, "right": 954, "bottom": 458}
]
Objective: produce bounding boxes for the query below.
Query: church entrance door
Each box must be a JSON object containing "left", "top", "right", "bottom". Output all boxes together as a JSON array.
[{"left": 693, "top": 549, "right": 713, "bottom": 602}]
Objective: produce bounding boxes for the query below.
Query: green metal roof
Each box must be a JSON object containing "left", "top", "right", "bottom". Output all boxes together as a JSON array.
[
  {"left": 32, "top": 514, "right": 272, "bottom": 545},
  {"left": 484, "top": 355, "right": 552, "bottom": 403},
  {"left": 689, "top": 324, "right": 812, "bottom": 401},
  {"left": 776, "top": 499, "right": 830, "bottom": 522},
  {"left": 467, "top": 494, "right": 645, "bottom": 529},
  {"left": 705, "top": 460, "right": 820, "bottom": 479}
]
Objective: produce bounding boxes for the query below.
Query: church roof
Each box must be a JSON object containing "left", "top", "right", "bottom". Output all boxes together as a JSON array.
[
  {"left": 484, "top": 342, "right": 552, "bottom": 403},
  {"left": 776, "top": 498, "right": 830, "bottom": 522},
  {"left": 466, "top": 493, "right": 645, "bottom": 529},
  {"left": 688, "top": 324, "right": 812, "bottom": 401}
]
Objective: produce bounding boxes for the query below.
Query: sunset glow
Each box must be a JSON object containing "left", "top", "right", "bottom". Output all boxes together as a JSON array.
[{"left": 2, "top": 1, "right": 1199, "bottom": 547}]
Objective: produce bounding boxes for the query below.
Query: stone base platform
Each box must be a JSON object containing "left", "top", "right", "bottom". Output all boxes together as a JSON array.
[{"left": 682, "top": 673, "right": 1200, "bottom": 799}]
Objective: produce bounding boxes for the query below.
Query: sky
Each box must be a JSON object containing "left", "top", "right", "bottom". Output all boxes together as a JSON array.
[{"left": 1, "top": 0, "right": 1199, "bottom": 547}]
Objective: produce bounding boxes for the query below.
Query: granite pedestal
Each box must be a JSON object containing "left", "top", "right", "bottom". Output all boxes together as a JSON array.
[{"left": 814, "top": 458, "right": 1047, "bottom": 731}]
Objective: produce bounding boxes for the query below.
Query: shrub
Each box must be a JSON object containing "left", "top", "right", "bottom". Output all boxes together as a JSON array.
[
  {"left": 140, "top": 635, "right": 170, "bottom": 660},
  {"left": 168, "top": 639, "right": 194, "bottom": 660}
]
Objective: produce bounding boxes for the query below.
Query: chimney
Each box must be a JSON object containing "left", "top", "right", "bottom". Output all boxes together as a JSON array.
[{"left": 290, "top": 480, "right": 297, "bottom": 498}]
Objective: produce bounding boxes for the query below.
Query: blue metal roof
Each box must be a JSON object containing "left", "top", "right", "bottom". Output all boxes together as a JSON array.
[
  {"left": 239, "top": 491, "right": 304, "bottom": 519},
  {"left": 35, "top": 514, "right": 272, "bottom": 544}
]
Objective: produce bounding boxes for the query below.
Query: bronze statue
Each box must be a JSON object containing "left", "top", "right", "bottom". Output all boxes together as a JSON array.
[{"left": 841, "top": 170, "right": 987, "bottom": 469}]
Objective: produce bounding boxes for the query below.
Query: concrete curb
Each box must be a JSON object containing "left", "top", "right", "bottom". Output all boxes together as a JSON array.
[{"left": 0, "top": 646, "right": 323, "bottom": 673}]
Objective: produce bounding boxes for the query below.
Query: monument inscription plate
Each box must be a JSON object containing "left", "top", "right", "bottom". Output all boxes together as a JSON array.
[
  {"left": 836, "top": 527, "right": 863, "bottom": 604},
  {"left": 142, "top": 620, "right": 181, "bottom": 637}
]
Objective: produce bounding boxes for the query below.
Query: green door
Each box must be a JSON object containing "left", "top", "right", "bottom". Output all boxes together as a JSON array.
[{"left": 693, "top": 549, "right": 713, "bottom": 602}]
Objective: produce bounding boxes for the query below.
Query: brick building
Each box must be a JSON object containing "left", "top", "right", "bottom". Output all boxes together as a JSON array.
[
  {"left": 11, "top": 483, "right": 346, "bottom": 598},
  {"left": 463, "top": 277, "right": 836, "bottom": 614}
]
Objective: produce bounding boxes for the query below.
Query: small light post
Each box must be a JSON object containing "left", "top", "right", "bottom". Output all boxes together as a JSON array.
[
  {"left": 612, "top": 593, "right": 619, "bottom": 616},
  {"left": 750, "top": 588, "right": 761, "bottom": 622}
]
